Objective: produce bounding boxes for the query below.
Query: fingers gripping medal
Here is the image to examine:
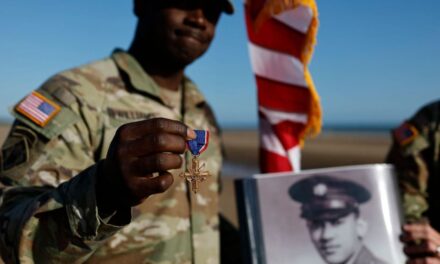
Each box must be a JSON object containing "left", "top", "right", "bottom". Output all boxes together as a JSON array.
[{"left": 180, "top": 130, "right": 210, "bottom": 194}]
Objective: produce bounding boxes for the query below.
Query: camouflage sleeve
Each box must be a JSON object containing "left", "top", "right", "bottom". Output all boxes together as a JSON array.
[
  {"left": 0, "top": 76, "right": 130, "bottom": 263},
  {"left": 386, "top": 107, "right": 431, "bottom": 222}
]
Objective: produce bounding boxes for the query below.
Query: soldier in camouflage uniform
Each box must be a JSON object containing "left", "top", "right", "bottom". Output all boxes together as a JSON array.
[
  {"left": 386, "top": 100, "right": 440, "bottom": 263},
  {"left": 0, "top": 0, "right": 233, "bottom": 263}
]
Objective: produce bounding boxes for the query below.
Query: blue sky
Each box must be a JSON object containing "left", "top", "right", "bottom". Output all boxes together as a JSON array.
[{"left": 0, "top": 1, "right": 439, "bottom": 128}]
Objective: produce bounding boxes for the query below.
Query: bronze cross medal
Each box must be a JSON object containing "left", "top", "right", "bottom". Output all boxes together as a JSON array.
[
  {"left": 180, "top": 129, "right": 210, "bottom": 194},
  {"left": 180, "top": 156, "right": 210, "bottom": 194}
]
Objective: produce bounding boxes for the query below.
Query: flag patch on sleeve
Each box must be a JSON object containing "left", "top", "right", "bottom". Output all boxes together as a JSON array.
[
  {"left": 393, "top": 122, "right": 419, "bottom": 146},
  {"left": 15, "top": 91, "right": 61, "bottom": 127}
]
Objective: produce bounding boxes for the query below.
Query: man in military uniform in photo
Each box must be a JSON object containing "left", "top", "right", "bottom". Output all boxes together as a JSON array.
[
  {"left": 387, "top": 100, "right": 440, "bottom": 264},
  {"left": 0, "top": 0, "right": 234, "bottom": 263},
  {"left": 289, "top": 176, "right": 387, "bottom": 264}
]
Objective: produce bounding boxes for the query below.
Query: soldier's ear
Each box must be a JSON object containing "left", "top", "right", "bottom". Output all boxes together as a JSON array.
[{"left": 356, "top": 218, "right": 368, "bottom": 239}]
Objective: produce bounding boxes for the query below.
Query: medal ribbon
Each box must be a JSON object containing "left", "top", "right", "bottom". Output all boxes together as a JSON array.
[{"left": 188, "top": 130, "right": 209, "bottom": 156}]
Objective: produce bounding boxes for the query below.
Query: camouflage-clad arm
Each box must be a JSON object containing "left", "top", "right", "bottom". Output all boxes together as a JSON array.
[
  {"left": 386, "top": 105, "right": 433, "bottom": 222},
  {"left": 0, "top": 161, "right": 126, "bottom": 264},
  {"left": 0, "top": 74, "right": 130, "bottom": 263},
  {"left": 386, "top": 139, "right": 429, "bottom": 221}
]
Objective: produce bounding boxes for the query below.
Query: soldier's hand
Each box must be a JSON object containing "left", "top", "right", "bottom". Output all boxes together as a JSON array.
[
  {"left": 401, "top": 222, "right": 440, "bottom": 263},
  {"left": 96, "top": 118, "right": 195, "bottom": 215}
]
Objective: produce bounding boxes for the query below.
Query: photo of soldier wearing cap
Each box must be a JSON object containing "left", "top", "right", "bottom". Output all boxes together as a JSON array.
[{"left": 289, "top": 176, "right": 388, "bottom": 264}]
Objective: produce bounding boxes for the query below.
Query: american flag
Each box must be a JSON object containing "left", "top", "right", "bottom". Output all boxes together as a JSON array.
[
  {"left": 16, "top": 91, "right": 60, "bottom": 127},
  {"left": 245, "top": 0, "right": 321, "bottom": 173}
]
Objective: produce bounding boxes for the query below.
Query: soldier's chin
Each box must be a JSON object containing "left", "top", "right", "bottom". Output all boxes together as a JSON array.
[
  {"left": 173, "top": 47, "right": 207, "bottom": 67},
  {"left": 323, "top": 254, "right": 346, "bottom": 264}
]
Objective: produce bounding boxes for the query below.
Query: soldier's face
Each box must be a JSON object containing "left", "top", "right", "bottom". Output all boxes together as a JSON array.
[
  {"left": 307, "top": 213, "right": 363, "bottom": 264},
  {"left": 137, "top": 0, "right": 222, "bottom": 67}
]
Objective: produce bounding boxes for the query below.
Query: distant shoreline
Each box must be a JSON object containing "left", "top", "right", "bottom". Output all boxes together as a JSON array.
[
  {"left": 1, "top": 119, "right": 397, "bottom": 133},
  {"left": 222, "top": 122, "right": 397, "bottom": 133},
  {"left": 221, "top": 126, "right": 393, "bottom": 135}
]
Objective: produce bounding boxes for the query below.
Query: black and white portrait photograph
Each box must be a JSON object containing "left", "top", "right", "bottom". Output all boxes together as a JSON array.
[{"left": 240, "top": 164, "right": 406, "bottom": 264}]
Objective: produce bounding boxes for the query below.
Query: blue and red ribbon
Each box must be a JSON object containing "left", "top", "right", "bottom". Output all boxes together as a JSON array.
[{"left": 188, "top": 130, "right": 209, "bottom": 156}]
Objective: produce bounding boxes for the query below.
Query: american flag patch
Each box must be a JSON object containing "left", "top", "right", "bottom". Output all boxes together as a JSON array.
[{"left": 15, "top": 91, "right": 61, "bottom": 127}]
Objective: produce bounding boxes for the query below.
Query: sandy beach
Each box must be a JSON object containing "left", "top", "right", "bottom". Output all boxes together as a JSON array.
[
  {"left": 221, "top": 129, "right": 391, "bottom": 170},
  {"left": 0, "top": 125, "right": 392, "bottom": 227}
]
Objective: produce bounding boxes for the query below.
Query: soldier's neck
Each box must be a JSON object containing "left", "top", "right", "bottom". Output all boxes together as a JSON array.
[
  {"left": 128, "top": 45, "right": 184, "bottom": 92},
  {"left": 149, "top": 72, "right": 184, "bottom": 92},
  {"left": 345, "top": 243, "right": 363, "bottom": 264}
]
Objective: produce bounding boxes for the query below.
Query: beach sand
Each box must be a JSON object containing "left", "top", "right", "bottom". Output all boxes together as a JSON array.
[
  {"left": 222, "top": 129, "right": 391, "bottom": 170},
  {"left": 0, "top": 125, "right": 392, "bottom": 227},
  {"left": 0, "top": 126, "right": 9, "bottom": 145}
]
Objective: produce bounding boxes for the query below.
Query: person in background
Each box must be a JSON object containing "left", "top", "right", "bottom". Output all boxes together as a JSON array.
[
  {"left": 387, "top": 100, "right": 440, "bottom": 263},
  {"left": 0, "top": 0, "right": 233, "bottom": 263}
]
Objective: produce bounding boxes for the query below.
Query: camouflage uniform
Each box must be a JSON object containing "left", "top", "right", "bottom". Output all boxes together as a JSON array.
[
  {"left": 0, "top": 50, "right": 223, "bottom": 263},
  {"left": 386, "top": 101, "right": 440, "bottom": 230}
]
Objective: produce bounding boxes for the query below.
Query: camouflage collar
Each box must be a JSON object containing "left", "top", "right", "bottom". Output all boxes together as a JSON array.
[
  {"left": 111, "top": 49, "right": 205, "bottom": 109},
  {"left": 182, "top": 76, "right": 206, "bottom": 111}
]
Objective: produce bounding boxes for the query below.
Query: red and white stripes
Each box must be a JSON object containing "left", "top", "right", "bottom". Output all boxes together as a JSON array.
[{"left": 245, "top": 1, "right": 319, "bottom": 173}]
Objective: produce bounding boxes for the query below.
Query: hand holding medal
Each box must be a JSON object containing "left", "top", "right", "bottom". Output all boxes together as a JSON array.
[
  {"left": 98, "top": 118, "right": 196, "bottom": 216},
  {"left": 180, "top": 130, "right": 210, "bottom": 194}
]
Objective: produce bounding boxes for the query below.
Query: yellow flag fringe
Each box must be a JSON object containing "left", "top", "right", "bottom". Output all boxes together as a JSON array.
[{"left": 249, "top": 0, "right": 322, "bottom": 144}]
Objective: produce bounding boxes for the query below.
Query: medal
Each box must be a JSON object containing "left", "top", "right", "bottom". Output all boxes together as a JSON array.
[{"left": 180, "top": 130, "right": 210, "bottom": 194}]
